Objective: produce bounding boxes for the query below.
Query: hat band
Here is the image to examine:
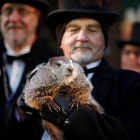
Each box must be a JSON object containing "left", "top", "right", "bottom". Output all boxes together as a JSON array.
[{"left": 79, "top": 5, "right": 102, "bottom": 11}]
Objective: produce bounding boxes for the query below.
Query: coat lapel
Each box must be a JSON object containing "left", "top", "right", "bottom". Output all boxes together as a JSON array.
[{"left": 90, "top": 57, "right": 115, "bottom": 107}]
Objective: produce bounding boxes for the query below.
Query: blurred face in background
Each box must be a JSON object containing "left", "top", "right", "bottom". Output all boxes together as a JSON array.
[
  {"left": 60, "top": 18, "right": 106, "bottom": 67},
  {"left": 121, "top": 44, "right": 140, "bottom": 73},
  {"left": 0, "top": 3, "right": 41, "bottom": 51}
]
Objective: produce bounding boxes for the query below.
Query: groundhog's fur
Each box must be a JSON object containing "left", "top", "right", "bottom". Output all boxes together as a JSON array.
[{"left": 23, "top": 56, "right": 104, "bottom": 140}]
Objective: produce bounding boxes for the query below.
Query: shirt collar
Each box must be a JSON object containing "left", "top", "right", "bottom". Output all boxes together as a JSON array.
[
  {"left": 5, "top": 42, "right": 31, "bottom": 56},
  {"left": 86, "top": 60, "right": 101, "bottom": 69}
]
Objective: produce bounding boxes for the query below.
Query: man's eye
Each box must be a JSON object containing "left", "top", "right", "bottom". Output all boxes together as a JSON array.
[
  {"left": 2, "top": 7, "right": 13, "bottom": 16},
  {"left": 66, "top": 27, "right": 79, "bottom": 32},
  {"left": 18, "top": 8, "right": 29, "bottom": 16},
  {"left": 88, "top": 29, "right": 96, "bottom": 32},
  {"left": 69, "top": 29, "right": 78, "bottom": 32},
  {"left": 70, "top": 29, "right": 77, "bottom": 31},
  {"left": 122, "top": 51, "right": 129, "bottom": 55}
]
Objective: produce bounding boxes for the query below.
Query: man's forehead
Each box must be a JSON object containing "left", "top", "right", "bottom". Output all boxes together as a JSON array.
[
  {"left": 123, "top": 44, "right": 140, "bottom": 51},
  {"left": 66, "top": 18, "right": 101, "bottom": 27}
]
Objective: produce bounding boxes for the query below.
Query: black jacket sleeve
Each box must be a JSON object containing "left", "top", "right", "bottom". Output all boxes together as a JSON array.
[
  {"left": 64, "top": 71, "right": 140, "bottom": 140},
  {"left": 64, "top": 107, "right": 138, "bottom": 140}
]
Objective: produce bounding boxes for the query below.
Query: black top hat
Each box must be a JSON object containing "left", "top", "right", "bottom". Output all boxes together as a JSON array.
[
  {"left": 46, "top": 0, "right": 119, "bottom": 30},
  {"left": 117, "top": 22, "right": 140, "bottom": 47},
  {"left": 0, "top": 0, "right": 50, "bottom": 17}
]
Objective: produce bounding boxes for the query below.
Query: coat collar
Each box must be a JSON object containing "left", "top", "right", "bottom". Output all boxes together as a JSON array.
[
  {"left": 91, "top": 57, "right": 115, "bottom": 107},
  {"left": 92, "top": 57, "right": 114, "bottom": 81}
]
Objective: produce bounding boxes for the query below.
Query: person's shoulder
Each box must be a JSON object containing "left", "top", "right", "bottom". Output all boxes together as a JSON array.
[
  {"left": 115, "top": 69, "right": 140, "bottom": 75},
  {"left": 114, "top": 69, "right": 140, "bottom": 81}
]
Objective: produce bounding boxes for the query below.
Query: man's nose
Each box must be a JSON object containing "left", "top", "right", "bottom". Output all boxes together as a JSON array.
[
  {"left": 76, "top": 30, "right": 89, "bottom": 42},
  {"left": 8, "top": 10, "right": 20, "bottom": 22}
]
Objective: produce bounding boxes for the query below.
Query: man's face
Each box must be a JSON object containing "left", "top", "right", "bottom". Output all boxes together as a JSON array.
[
  {"left": 60, "top": 18, "right": 106, "bottom": 66},
  {"left": 0, "top": 3, "right": 41, "bottom": 48},
  {"left": 121, "top": 44, "right": 140, "bottom": 73}
]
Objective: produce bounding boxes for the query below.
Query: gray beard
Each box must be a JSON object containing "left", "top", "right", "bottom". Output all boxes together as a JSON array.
[
  {"left": 71, "top": 52, "right": 93, "bottom": 66},
  {"left": 5, "top": 34, "right": 27, "bottom": 48},
  {"left": 70, "top": 42, "right": 93, "bottom": 65}
]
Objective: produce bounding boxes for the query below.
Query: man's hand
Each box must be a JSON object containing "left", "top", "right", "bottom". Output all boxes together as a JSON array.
[
  {"left": 39, "top": 95, "right": 75, "bottom": 130},
  {"left": 16, "top": 93, "right": 38, "bottom": 116}
]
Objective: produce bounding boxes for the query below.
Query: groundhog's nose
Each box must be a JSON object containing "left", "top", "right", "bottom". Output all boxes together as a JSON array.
[{"left": 67, "top": 67, "right": 73, "bottom": 74}]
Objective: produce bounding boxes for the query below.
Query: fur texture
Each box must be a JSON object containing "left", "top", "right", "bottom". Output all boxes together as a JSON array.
[{"left": 23, "top": 56, "right": 104, "bottom": 140}]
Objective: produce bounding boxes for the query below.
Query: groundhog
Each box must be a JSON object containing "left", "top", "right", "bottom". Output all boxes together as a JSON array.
[{"left": 23, "top": 56, "right": 104, "bottom": 140}]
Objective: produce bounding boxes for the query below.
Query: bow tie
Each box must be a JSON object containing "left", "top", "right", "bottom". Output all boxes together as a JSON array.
[
  {"left": 83, "top": 66, "right": 98, "bottom": 76},
  {"left": 7, "top": 53, "right": 31, "bottom": 63}
]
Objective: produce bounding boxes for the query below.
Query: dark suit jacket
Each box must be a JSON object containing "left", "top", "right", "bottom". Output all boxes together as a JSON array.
[
  {"left": 64, "top": 57, "right": 140, "bottom": 140},
  {"left": 0, "top": 38, "right": 62, "bottom": 140}
]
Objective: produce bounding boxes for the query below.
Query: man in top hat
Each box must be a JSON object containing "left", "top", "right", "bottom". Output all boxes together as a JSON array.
[
  {"left": 33, "top": 0, "right": 140, "bottom": 139},
  {"left": 117, "top": 22, "right": 140, "bottom": 73},
  {"left": 0, "top": 0, "right": 61, "bottom": 139}
]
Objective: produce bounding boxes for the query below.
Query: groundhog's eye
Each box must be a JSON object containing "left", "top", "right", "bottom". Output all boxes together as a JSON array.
[{"left": 56, "top": 62, "right": 61, "bottom": 67}]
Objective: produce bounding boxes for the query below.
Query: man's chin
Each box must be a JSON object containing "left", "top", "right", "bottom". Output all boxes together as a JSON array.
[
  {"left": 5, "top": 33, "right": 26, "bottom": 44},
  {"left": 6, "top": 38, "right": 25, "bottom": 47},
  {"left": 71, "top": 54, "right": 93, "bottom": 64}
]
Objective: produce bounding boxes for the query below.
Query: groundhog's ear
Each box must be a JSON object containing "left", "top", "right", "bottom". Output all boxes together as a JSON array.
[
  {"left": 47, "top": 57, "right": 54, "bottom": 65},
  {"left": 27, "top": 62, "right": 46, "bottom": 81},
  {"left": 48, "top": 58, "right": 52, "bottom": 62}
]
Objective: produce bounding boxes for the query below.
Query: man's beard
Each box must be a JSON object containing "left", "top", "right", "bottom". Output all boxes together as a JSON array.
[
  {"left": 70, "top": 42, "right": 93, "bottom": 66},
  {"left": 5, "top": 33, "right": 27, "bottom": 47}
]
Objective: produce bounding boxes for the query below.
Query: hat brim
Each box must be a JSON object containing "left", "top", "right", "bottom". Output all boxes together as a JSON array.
[
  {"left": 117, "top": 41, "right": 140, "bottom": 48},
  {"left": 0, "top": 0, "right": 50, "bottom": 17},
  {"left": 46, "top": 10, "right": 119, "bottom": 29}
]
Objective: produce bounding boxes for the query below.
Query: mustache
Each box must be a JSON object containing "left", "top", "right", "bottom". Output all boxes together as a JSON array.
[
  {"left": 6, "top": 23, "right": 24, "bottom": 29},
  {"left": 71, "top": 42, "right": 93, "bottom": 50}
]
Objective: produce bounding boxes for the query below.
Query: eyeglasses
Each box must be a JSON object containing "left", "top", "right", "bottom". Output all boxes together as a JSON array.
[
  {"left": 1, "top": 6, "right": 38, "bottom": 17},
  {"left": 121, "top": 50, "right": 140, "bottom": 57}
]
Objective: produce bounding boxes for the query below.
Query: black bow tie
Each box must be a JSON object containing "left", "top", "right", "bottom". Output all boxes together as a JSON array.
[
  {"left": 6, "top": 53, "right": 31, "bottom": 63},
  {"left": 83, "top": 66, "right": 98, "bottom": 76}
]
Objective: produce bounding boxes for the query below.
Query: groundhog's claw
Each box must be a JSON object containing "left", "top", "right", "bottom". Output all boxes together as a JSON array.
[
  {"left": 46, "top": 99, "right": 60, "bottom": 112},
  {"left": 69, "top": 97, "right": 82, "bottom": 110}
]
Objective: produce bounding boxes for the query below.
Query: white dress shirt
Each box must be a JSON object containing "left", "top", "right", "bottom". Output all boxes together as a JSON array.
[
  {"left": 4, "top": 42, "right": 32, "bottom": 94},
  {"left": 4, "top": 43, "right": 52, "bottom": 140},
  {"left": 85, "top": 60, "right": 101, "bottom": 81}
]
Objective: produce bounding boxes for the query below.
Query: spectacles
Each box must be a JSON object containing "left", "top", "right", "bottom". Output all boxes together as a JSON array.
[
  {"left": 121, "top": 50, "right": 140, "bottom": 57},
  {"left": 1, "top": 7, "right": 38, "bottom": 17}
]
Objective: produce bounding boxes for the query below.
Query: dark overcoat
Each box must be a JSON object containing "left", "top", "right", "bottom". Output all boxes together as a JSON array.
[
  {"left": 0, "top": 38, "right": 62, "bottom": 140},
  {"left": 64, "top": 57, "right": 140, "bottom": 140}
]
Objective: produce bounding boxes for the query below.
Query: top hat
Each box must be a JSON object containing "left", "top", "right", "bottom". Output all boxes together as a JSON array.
[
  {"left": 46, "top": 0, "right": 119, "bottom": 30},
  {"left": 117, "top": 22, "right": 140, "bottom": 47},
  {"left": 0, "top": 0, "right": 50, "bottom": 17}
]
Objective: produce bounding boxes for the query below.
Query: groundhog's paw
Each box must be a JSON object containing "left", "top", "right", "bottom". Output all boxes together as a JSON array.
[
  {"left": 46, "top": 98, "right": 61, "bottom": 112},
  {"left": 69, "top": 96, "right": 82, "bottom": 110}
]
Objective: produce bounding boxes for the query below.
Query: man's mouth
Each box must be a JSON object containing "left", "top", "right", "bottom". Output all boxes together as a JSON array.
[
  {"left": 8, "top": 26, "right": 22, "bottom": 29},
  {"left": 74, "top": 47, "right": 90, "bottom": 51}
]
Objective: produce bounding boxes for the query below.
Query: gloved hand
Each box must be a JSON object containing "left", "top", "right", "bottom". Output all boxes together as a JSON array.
[
  {"left": 39, "top": 94, "right": 75, "bottom": 130},
  {"left": 16, "top": 93, "right": 38, "bottom": 115}
]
